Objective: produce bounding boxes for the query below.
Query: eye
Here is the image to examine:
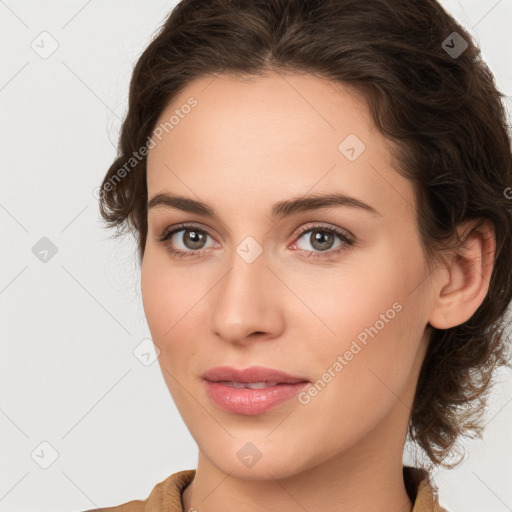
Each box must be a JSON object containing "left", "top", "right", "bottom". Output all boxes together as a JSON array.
[
  {"left": 157, "top": 222, "right": 355, "bottom": 260},
  {"left": 157, "top": 223, "right": 218, "bottom": 259},
  {"left": 291, "top": 223, "right": 354, "bottom": 259}
]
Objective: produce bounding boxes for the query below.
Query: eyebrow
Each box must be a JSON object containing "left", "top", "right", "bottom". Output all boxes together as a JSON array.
[{"left": 147, "top": 192, "right": 381, "bottom": 219}]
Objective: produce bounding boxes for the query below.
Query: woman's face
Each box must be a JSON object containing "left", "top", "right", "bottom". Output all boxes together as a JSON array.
[{"left": 141, "top": 71, "right": 435, "bottom": 479}]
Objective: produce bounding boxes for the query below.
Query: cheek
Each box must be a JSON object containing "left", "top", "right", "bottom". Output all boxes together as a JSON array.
[
  {"left": 316, "top": 301, "right": 427, "bottom": 449},
  {"left": 140, "top": 250, "right": 209, "bottom": 363},
  {"left": 307, "top": 241, "right": 429, "bottom": 408},
  {"left": 141, "top": 247, "right": 190, "bottom": 328},
  {"left": 141, "top": 261, "right": 169, "bottom": 338},
  {"left": 305, "top": 237, "right": 429, "bottom": 375},
  {"left": 141, "top": 251, "right": 185, "bottom": 345},
  {"left": 140, "top": 258, "right": 195, "bottom": 408},
  {"left": 297, "top": 238, "right": 426, "bottom": 345}
]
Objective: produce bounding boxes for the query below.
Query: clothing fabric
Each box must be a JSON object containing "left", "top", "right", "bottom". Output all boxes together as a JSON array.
[{"left": 81, "top": 465, "right": 448, "bottom": 511}]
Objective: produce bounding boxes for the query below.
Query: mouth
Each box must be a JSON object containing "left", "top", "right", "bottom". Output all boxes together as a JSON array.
[
  {"left": 201, "top": 365, "right": 310, "bottom": 385},
  {"left": 217, "top": 381, "right": 284, "bottom": 389},
  {"left": 201, "top": 366, "right": 310, "bottom": 415}
]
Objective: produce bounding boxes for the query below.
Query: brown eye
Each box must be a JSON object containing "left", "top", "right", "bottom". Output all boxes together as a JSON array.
[
  {"left": 158, "top": 224, "right": 217, "bottom": 259},
  {"left": 306, "top": 230, "right": 336, "bottom": 251},
  {"left": 291, "top": 223, "right": 355, "bottom": 260},
  {"left": 178, "top": 229, "right": 208, "bottom": 250}
]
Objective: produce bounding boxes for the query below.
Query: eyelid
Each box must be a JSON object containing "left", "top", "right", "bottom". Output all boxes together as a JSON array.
[
  {"left": 292, "top": 222, "right": 355, "bottom": 244},
  {"left": 157, "top": 221, "right": 216, "bottom": 239}
]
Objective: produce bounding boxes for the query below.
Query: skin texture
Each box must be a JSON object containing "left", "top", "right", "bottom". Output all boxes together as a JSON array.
[{"left": 141, "top": 71, "right": 495, "bottom": 512}]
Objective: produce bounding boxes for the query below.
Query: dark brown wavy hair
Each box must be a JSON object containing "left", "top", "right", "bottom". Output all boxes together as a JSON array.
[{"left": 98, "top": 0, "right": 512, "bottom": 469}]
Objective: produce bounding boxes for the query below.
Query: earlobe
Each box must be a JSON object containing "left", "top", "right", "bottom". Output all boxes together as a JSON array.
[{"left": 428, "top": 220, "right": 495, "bottom": 330}]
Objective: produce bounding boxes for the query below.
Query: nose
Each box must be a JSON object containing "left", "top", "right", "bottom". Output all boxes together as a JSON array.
[{"left": 210, "top": 246, "right": 285, "bottom": 345}]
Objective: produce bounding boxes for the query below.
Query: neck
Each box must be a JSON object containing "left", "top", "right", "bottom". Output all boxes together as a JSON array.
[{"left": 181, "top": 413, "right": 414, "bottom": 512}]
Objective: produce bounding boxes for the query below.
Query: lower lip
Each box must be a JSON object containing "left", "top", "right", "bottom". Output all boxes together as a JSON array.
[{"left": 203, "top": 380, "right": 310, "bottom": 415}]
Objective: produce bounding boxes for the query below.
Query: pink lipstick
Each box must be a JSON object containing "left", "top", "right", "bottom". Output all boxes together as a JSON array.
[{"left": 201, "top": 366, "right": 310, "bottom": 415}]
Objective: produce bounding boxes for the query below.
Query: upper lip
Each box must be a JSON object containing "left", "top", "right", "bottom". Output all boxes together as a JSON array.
[{"left": 202, "top": 366, "right": 309, "bottom": 384}]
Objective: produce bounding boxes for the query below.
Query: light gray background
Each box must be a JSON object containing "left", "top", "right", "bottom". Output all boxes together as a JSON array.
[{"left": 1, "top": 1, "right": 511, "bottom": 511}]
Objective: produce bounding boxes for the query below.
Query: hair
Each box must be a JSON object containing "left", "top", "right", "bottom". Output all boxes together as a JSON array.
[{"left": 99, "top": 0, "right": 512, "bottom": 470}]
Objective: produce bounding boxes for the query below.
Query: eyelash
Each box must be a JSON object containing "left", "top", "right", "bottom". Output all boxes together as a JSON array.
[{"left": 157, "top": 222, "right": 355, "bottom": 260}]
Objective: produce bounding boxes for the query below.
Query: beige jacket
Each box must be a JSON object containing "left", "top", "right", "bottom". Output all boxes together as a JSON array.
[{"left": 83, "top": 465, "right": 448, "bottom": 511}]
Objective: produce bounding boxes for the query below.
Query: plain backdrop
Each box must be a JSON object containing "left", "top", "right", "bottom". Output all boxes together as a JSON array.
[{"left": 1, "top": 1, "right": 511, "bottom": 511}]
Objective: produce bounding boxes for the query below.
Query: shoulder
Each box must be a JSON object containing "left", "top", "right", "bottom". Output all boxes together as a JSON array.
[{"left": 76, "top": 469, "right": 196, "bottom": 512}]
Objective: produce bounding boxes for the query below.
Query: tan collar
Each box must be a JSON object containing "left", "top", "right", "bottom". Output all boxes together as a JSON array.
[
  {"left": 97, "top": 466, "right": 447, "bottom": 511},
  {"left": 404, "top": 466, "right": 448, "bottom": 512}
]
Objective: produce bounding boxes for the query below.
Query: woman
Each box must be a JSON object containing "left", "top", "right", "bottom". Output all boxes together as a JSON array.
[{"left": 90, "top": 0, "right": 512, "bottom": 510}]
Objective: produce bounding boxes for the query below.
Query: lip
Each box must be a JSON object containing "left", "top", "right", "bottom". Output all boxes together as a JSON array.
[
  {"left": 201, "top": 365, "right": 309, "bottom": 384},
  {"left": 201, "top": 366, "right": 310, "bottom": 415}
]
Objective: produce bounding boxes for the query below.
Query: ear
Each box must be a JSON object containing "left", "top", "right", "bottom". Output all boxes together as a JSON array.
[{"left": 428, "top": 219, "right": 496, "bottom": 330}]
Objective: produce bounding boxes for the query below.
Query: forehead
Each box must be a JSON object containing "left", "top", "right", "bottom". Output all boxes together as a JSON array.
[
  {"left": 146, "top": 71, "right": 415, "bottom": 220},
  {"left": 151, "top": 71, "right": 371, "bottom": 155}
]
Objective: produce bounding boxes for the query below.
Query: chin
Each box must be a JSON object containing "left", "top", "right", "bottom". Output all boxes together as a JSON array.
[{"left": 197, "top": 435, "right": 320, "bottom": 482}]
